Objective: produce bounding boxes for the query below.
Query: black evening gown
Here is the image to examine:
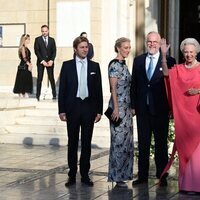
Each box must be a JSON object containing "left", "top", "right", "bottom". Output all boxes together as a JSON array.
[{"left": 13, "top": 47, "right": 33, "bottom": 94}]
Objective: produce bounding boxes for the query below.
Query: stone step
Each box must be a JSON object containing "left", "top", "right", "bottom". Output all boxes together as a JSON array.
[
  {"left": 15, "top": 114, "right": 109, "bottom": 125},
  {"left": 0, "top": 93, "right": 135, "bottom": 148},
  {"left": 15, "top": 116, "right": 63, "bottom": 126},
  {"left": 24, "top": 108, "right": 58, "bottom": 117},
  {"left": 0, "top": 93, "right": 37, "bottom": 110},
  {"left": 0, "top": 131, "right": 67, "bottom": 146},
  {"left": 3, "top": 123, "right": 110, "bottom": 137},
  {"left": 0, "top": 131, "right": 111, "bottom": 147},
  {"left": 0, "top": 124, "right": 110, "bottom": 147}
]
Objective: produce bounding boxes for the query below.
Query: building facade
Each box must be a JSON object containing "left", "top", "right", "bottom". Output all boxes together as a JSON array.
[{"left": 0, "top": 0, "right": 199, "bottom": 95}]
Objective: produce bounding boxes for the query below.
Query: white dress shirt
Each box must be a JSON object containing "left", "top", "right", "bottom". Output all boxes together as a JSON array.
[
  {"left": 76, "top": 56, "right": 88, "bottom": 98},
  {"left": 145, "top": 51, "right": 160, "bottom": 76}
]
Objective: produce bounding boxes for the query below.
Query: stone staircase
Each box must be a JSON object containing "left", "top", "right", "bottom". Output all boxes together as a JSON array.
[
  {"left": 0, "top": 89, "right": 137, "bottom": 148},
  {"left": 0, "top": 92, "right": 111, "bottom": 148}
]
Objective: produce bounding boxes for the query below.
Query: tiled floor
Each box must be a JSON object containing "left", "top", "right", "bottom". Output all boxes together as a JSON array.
[{"left": 0, "top": 144, "right": 199, "bottom": 199}]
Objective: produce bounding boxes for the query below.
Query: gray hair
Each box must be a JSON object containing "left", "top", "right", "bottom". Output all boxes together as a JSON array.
[{"left": 180, "top": 38, "right": 200, "bottom": 53}]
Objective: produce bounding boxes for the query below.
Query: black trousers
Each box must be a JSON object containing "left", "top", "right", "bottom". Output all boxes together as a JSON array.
[
  {"left": 136, "top": 108, "right": 169, "bottom": 180},
  {"left": 36, "top": 64, "right": 56, "bottom": 98},
  {"left": 66, "top": 98, "right": 96, "bottom": 179}
]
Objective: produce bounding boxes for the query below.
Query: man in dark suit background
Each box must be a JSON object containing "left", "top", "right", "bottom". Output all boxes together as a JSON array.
[
  {"left": 80, "top": 32, "right": 94, "bottom": 60},
  {"left": 58, "top": 36, "right": 103, "bottom": 187},
  {"left": 34, "top": 25, "right": 57, "bottom": 101},
  {"left": 131, "top": 31, "right": 176, "bottom": 186}
]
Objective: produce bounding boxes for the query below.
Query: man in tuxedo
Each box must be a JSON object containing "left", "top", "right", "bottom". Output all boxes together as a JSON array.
[
  {"left": 80, "top": 32, "right": 94, "bottom": 60},
  {"left": 58, "top": 36, "right": 103, "bottom": 187},
  {"left": 34, "top": 25, "right": 57, "bottom": 101},
  {"left": 131, "top": 32, "right": 176, "bottom": 186}
]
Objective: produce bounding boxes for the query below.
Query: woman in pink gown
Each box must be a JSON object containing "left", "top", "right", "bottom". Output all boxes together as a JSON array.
[{"left": 160, "top": 38, "right": 200, "bottom": 193}]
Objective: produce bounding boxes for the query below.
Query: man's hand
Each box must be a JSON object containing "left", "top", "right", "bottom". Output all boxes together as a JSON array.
[
  {"left": 131, "top": 109, "right": 136, "bottom": 116},
  {"left": 41, "top": 60, "right": 48, "bottom": 67},
  {"left": 59, "top": 113, "right": 67, "bottom": 121},
  {"left": 95, "top": 114, "right": 101, "bottom": 123},
  {"left": 47, "top": 60, "right": 54, "bottom": 67}
]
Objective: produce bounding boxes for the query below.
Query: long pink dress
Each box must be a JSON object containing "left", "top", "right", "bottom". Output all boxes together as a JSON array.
[{"left": 168, "top": 64, "right": 200, "bottom": 192}]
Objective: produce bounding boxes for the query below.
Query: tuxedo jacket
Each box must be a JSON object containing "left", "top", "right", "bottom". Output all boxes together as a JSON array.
[
  {"left": 58, "top": 59, "right": 103, "bottom": 116},
  {"left": 131, "top": 53, "right": 176, "bottom": 116},
  {"left": 34, "top": 36, "right": 56, "bottom": 64}
]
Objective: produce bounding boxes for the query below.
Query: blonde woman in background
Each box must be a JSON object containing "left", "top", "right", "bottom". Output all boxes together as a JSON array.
[{"left": 13, "top": 34, "right": 33, "bottom": 97}]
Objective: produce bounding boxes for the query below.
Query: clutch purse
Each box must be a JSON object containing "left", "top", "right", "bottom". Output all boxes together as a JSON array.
[{"left": 104, "top": 107, "right": 122, "bottom": 127}]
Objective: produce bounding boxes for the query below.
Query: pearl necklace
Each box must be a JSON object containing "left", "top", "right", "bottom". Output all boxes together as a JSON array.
[{"left": 184, "top": 60, "right": 198, "bottom": 68}]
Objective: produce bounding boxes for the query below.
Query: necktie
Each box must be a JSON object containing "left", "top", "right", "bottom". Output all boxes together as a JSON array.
[
  {"left": 147, "top": 56, "right": 153, "bottom": 80},
  {"left": 79, "top": 61, "right": 88, "bottom": 100},
  {"left": 44, "top": 37, "right": 48, "bottom": 47}
]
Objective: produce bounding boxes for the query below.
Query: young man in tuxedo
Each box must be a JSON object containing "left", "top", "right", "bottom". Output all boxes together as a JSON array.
[
  {"left": 34, "top": 25, "right": 57, "bottom": 101},
  {"left": 131, "top": 32, "right": 176, "bottom": 187},
  {"left": 58, "top": 36, "right": 103, "bottom": 187}
]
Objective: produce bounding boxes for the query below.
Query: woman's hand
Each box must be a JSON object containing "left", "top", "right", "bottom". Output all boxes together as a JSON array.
[
  {"left": 187, "top": 88, "right": 200, "bottom": 95},
  {"left": 28, "top": 63, "right": 32, "bottom": 72},
  {"left": 160, "top": 38, "right": 170, "bottom": 55},
  {"left": 111, "top": 108, "right": 120, "bottom": 121}
]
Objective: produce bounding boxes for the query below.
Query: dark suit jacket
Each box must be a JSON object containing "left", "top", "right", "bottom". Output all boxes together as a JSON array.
[
  {"left": 131, "top": 53, "right": 176, "bottom": 116},
  {"left": 58, "top": 59, "right": 103, "bottom": 116},
  {"left": 34, "top": 36, "right": 56, "bottom": 64}
]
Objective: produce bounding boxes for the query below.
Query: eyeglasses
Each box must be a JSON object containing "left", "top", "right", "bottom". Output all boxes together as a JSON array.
[{"left": 147, "top": 41, "right": 158, "bottom": 45}]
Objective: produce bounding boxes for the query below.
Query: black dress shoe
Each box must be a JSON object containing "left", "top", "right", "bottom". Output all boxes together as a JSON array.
[
  {"left": 65, "top": 177, "right": 76, "bottom": 187},
  {"left": 81, "top": 177, "right": 94, "bottom": 186},
  {"left": 52, "top": 96, "right": 56, "bottom": 100},
  {"left": 159, "top": 177, "right": 167, "bottom": 187},
  {"left": 132, "top": 179, "right": 148, "bottom": 186}
]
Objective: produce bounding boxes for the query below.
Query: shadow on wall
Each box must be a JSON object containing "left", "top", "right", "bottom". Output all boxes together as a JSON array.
[
  {"left": 49, "top": 138, "right": 60, "bottom": 146},
  {"left": 23, "top": 137, "right": 60, "bottom": 146},
  {"left": 23, "top": 137, "right": 33, "bottom": 145},
  {"left": 30, "top": 76, "right": 60, "bottom": 97},
  {"left": 28, "top": 77, "right": 37, "bottom": 98}
]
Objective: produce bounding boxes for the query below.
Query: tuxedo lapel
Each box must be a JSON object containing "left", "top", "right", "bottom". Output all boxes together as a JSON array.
[
  {"left": 39, "top": 36, "right": 46, "bottom": 49},
  {"left": 150, "top": 56, "right": 162, "bottom": 81},
  {"left": 87, "top": 60, "right": 91, "bottom": 86},
  {"left": 72, "top": 59, "right": 78, "bottom": 91},
  {"left": 142, "top": 54, "right": 148, "bottom": 80}
]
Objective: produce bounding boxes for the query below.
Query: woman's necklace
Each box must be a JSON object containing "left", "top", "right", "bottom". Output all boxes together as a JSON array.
[{"left": 184, "top": 60, "right": 198, "bottom": 68}]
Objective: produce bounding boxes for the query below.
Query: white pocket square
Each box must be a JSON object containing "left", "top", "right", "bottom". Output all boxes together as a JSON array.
[{"left": 90, "top": 72, "right": 96, "bottom": 75}]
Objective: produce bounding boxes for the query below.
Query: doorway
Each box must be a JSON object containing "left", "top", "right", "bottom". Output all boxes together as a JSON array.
[{"left": 179, "top": 0, "right": 200, "bottom": 62}]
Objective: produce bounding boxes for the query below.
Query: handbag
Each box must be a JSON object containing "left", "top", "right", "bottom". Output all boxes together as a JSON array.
[
  {"left": 104, "top": 107, "right": 122, "bottom": 127},
  {"left": 18, "top": 63, "right": 27, "bottom": 70}
]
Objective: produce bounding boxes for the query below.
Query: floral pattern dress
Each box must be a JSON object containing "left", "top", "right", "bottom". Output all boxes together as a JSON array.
[{"left": 107, "top": 59, "right": 134, "bottom": 182}]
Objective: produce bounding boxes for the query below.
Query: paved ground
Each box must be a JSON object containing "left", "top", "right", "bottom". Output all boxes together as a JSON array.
[
  {"left": 0, "top": 144, "right": 199, "bottom": 200},
  {"left": 0, "top": 89, "right": 199, "bottom": 199}
]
